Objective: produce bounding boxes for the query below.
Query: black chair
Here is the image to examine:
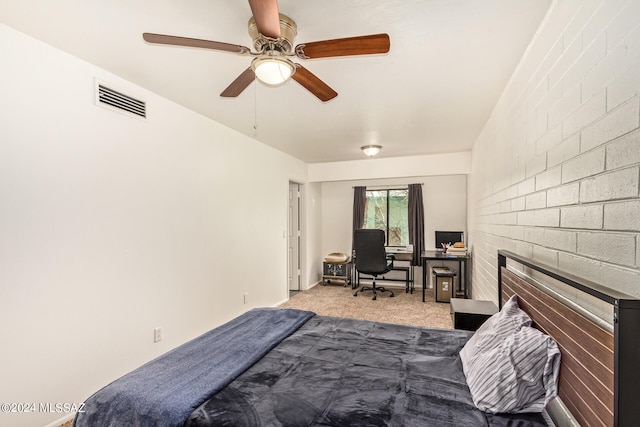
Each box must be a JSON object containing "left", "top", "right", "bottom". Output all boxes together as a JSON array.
[{"left": 353, "top": 229, "right": 395, "bottom": 300}]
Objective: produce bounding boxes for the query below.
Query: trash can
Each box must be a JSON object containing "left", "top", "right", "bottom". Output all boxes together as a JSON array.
[{"left": 432, "top": 267, "right": 456, "bottom": 303}]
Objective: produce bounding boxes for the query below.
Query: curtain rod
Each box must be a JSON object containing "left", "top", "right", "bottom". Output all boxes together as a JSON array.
[{"left": 352, "top": 183, "right": 424, "bottom": 189}]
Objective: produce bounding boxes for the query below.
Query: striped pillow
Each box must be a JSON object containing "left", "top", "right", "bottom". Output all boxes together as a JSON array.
[
  {"left": 459, "top": 295, "right": 531, "bottom": 364},
  {"left": 460, "top": 296, "right": 561, "bottom": 413}
]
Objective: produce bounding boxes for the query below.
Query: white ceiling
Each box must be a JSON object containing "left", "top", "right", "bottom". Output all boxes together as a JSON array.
[{"left": 0, "top": 0, "right": 552, "bottom": 163}]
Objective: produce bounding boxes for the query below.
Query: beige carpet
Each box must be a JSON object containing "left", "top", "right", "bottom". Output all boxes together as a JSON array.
[{"left": 279, "top": 283, "right": 453, "bottom": 329}]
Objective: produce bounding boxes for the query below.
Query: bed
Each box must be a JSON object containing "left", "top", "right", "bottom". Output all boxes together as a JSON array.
[{"left": 73, "top": 250, "right": 640, "bottom": 427}]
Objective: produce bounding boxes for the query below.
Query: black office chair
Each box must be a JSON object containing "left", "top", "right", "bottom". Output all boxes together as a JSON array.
[{"left": 353, "top": 229, "right": 395, "bottom": 300}]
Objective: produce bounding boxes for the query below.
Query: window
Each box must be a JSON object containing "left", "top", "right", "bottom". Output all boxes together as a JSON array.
[{"left": 364, "top": 189, "right": 409, "bottom": 246}]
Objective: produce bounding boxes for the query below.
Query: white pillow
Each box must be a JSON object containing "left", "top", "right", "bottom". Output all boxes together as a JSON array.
[{"left": 460, "top": 295, "right": 561, "bottom": 414}]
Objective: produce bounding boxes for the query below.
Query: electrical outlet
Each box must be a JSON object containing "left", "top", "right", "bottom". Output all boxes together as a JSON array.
[
  {"left": 154, "top": 327, "right": 162, "bottom": 343},
  {"left": 243, "top": 293, "right": 249, "bottom": 304}
]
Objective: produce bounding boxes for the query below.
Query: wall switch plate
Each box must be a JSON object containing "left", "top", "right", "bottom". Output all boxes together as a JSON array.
[
  {"left": 243, "top": 293, "right": 249, "bottom": 304},
  {"left": 154, "top": 327, "right": 162, "bottom": 343}
]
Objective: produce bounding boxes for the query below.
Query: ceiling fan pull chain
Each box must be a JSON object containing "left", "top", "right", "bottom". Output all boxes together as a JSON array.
[{"left": 253, "top": 77, "right": 258, "bottom": 131}]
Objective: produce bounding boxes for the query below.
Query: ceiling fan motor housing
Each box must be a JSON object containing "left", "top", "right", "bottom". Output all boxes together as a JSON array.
[{"left": 248, "top": 13, "right": 297, "bottom": 52}]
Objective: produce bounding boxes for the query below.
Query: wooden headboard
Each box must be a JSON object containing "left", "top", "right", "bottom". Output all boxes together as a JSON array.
[{"left": 497, "top": 250, "right": 640, "bottom": 427}]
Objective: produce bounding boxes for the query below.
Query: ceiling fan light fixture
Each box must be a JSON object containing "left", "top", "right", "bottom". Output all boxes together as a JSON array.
[
  {"left": 251, "top": 55, "right": 295, "bottom": 86},
  {"left": 361, "top": 145, "right": 382, "bottom": 157}
]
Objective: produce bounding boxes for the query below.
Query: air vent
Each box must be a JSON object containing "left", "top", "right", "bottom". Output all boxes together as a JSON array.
[{"left": 96, "top": 82, "right": 146, "bottom": 119}]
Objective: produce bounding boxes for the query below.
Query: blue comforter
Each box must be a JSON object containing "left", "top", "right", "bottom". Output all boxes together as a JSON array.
[{"left": 74, "top": 308, "right": 314, "bottom": 427}]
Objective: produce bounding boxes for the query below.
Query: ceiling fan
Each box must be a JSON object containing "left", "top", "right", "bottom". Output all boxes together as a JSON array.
[{"left": 142, "top": 0, "right": 390, "bottom": 102}]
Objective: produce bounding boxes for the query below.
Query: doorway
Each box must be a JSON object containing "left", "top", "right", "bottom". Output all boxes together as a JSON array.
[{"left": 288, "top": 182, "right": 301, "bottom": 292}]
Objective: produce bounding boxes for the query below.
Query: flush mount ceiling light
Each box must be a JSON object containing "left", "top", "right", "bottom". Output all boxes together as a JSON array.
[
  {"left": 251, "top": 54, "right": 296, "bottom": 86},
  {"left": 361, "top": 145, "right": 382, "bottom": 157}
]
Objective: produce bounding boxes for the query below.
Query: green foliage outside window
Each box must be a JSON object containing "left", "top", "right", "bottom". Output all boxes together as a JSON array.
[{"left": 364, "top": 189, "right": 409, "bottom": 246}]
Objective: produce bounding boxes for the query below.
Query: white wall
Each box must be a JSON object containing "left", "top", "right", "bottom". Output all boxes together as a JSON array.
[
  {"left": 468, "top": 0, "right": 640, "bottom": 303},
  {"left": 0, "top": 24, "right": 307, "bottom": 427},
  {"left": 320, "top": 175, "right": 467, "bottom": 287}
]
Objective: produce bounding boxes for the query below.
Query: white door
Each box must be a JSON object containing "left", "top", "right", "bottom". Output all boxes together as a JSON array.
[{"left": 288, "top": 182, "right": 301, "bottom": 291}]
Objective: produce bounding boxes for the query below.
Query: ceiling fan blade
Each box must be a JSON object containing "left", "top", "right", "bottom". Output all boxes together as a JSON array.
[
  {"left": 248, "top": 0, "right": 281, "bottom": 39},
  {"left": 143, "top": 33, "right": 250, "bottom": 54},
  {"left": 295, "top": 33, "right": 390, "bottom": 59},
  {"left": 291, "top": 66, "right": 337, "bottom": 102},
  {"left": 220, "top": 68, "right": 256, "bottom": 97}
]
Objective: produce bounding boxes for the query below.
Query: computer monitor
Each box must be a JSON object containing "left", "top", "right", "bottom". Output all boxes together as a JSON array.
[{"left": 435, "top": 231, "right": 464, "bottom": 250}]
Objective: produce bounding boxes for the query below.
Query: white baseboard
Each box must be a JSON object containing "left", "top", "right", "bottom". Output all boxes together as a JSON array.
[
  {"left": 306, "top": 281, "right": 321, "bottom": 290},
  {"left": 272, "top": 281, "right": 322, "bottom": 308},
  {"left": 271, "top": 297, "right": 289, "bottom": 307}
]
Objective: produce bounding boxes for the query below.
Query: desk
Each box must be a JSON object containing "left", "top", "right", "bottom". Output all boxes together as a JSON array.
[
  {"left": 353, "top": 250, "right": 414, "bottom": 293},
  {"left": 421, "top": 251, "right": 469, "bottom": 302}
]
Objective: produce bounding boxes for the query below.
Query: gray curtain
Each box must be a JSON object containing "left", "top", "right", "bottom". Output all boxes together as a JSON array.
[
  {"left": 408, "top": 183, "right": 425, "bottom": 266},
  {"left": 352, "top": 186, "right": 366, "bottom": 249}
]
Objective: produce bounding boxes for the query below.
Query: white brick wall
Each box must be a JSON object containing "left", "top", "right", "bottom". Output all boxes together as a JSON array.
[
  {"left": 547, "top": 182, "right": 579, "bottom": 206},
  {"left": 581, "top": 96, "right": 639, "bottom": 151},
  {"left": 561, "top": 204, "right": 603, "bottom": 229},
  {"left": 604, "top": 200, "right": 640, "bottom": 231},
  {"left": 561, "top": 146, "right": 605, "bottom": 183},
  {"left": 579, "top": 166, "right": 639, "bottom": 202},
  {"left": 606, "top": 129, "right": 640, "bottom": 169},
  {"left": 469, "top": 0, "right": 640, "bottom": 302}
]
